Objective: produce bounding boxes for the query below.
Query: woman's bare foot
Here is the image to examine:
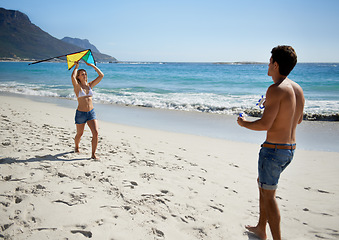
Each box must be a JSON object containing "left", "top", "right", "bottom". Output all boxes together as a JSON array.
[
  {"left": 91, "top": 154, "right": 99, "bottom": 160},
  {"left": 245, "top": 225, "right": 267, "bottom": 240},
  {"left": 75, "top": 147, "right": 80, "bottom": 153}
]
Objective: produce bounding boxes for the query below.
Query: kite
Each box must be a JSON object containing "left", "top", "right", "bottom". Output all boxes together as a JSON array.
[{"left": 29, "top": 49, "right": 96, "bottom": 70}]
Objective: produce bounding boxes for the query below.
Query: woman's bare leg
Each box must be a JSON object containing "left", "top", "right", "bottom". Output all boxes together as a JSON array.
[
  {"left": 75, "top": 123, "right": 85, "bottom": 153},
  {"left": 87, "top": 119, "right": 99, "bottom": 159}
]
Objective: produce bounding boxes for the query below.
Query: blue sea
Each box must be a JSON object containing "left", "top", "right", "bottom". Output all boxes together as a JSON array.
[{"left": 0, "top": 61, "right": 339, "bottom": 120}]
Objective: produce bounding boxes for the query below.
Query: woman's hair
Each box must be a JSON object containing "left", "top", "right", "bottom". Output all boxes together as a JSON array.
[
  {"left": 76, "top": 69, "right": 87, "bottom": 84},
  {"left": 271, "top": 45, "right": 297, "bottom": 76}
]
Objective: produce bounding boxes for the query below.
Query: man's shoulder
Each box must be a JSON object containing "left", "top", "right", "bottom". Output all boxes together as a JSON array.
[
  {"left": 289, "top": 79, "right": 303, "bottom": 90},
  {"left": 267, "top": 82, "right": 285, "bottom": 93},
  {"left": 266, "top": 80, "right": 292, "bottom": 100},
  {"left": 270, "top": 78, "right": 299, "bottom": 91}
]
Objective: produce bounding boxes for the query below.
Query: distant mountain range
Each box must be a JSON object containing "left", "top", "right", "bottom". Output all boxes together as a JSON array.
[
  {"left": 0, "top": 8, "right": 117, "bottom": 62},
  {"left": 61, "top": 37, "right": 101, "bottom": 53}
]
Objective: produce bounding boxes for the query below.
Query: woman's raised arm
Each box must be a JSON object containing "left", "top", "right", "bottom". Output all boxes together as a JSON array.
[
  {"left": 71, "top": 62, "right": 80, "bottom": 88},
  {"left": 85, "top": 62, "right": 104, "bottom": 88}
]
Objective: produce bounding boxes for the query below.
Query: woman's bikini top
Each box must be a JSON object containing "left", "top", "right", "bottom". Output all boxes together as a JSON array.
[{"left": 78, "top": 86, "right": 94, "bottom": 98}]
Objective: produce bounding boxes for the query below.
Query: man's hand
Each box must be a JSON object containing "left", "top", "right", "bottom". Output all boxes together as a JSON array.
[{"left": 237, "top": 116, "right": 246, "bottom": 127}]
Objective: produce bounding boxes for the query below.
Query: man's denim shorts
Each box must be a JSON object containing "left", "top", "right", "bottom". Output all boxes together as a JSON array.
[
  {"left": 258, "top": 141, "right": 295, "bottom": 190},
  {"left": 75, "top": 109, "right": 96, "bottom": 124}
]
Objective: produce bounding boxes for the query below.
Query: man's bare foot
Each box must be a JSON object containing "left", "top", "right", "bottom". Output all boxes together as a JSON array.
[{"left": 245, "top": 225, "right": 267, "bottom": 240}]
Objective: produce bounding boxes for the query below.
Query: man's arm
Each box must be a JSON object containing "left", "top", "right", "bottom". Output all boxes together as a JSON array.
[{"left": 237, "top": 85, "right": 281, "bottom": 131}]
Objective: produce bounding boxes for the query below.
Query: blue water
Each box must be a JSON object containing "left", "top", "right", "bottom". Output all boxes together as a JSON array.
[{"left": 0, "top": 62, "right": 338, "bottom": 119}]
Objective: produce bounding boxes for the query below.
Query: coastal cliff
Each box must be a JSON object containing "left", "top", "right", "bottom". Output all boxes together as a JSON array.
[{"left": 0, "top": 8, "right": 117, "bottom": 62}]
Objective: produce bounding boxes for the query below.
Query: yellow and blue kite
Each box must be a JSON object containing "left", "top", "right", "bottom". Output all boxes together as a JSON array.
[{"left": 29, "top": 49, "right": 96, "bottom": 70}]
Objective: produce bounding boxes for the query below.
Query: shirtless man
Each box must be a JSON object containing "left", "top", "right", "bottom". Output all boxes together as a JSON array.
[{"left": 237, "top": 45, "right": 305, "bottom": 240}]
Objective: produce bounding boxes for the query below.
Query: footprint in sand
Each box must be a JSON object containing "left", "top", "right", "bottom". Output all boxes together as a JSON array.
[
  {"left": 152, "top": 228, "right": 165, "bottom": 239},
  {"left": 122, "top": 180, "right": 138, "bottom": 189},
  {"left": 140, "top": 172, "right": 156, "bottom": 181},
  {"left": 71, "top": 230, "right": 93, "bottom": 238},
  {"left": 1, "top": 223, "right": 13, "bottom": 232},
  {"left": 304, "top": 187, "right": 333, "bottom": 194},
  {"left": 303, "top": 207, "right": 333, "bottom": 217}
]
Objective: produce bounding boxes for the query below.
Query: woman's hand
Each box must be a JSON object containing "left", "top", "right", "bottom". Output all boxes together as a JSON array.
[{"left": 84, "top": 61, "right": 94, "bottom": 67}]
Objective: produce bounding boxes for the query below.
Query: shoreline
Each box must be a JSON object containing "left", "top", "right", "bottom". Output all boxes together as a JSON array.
[
  {"left": 1, "top": 61, "right": 339, "bottom": 121},
  {"left": 1, "top": 92, "right": 339, "bottom": 152},
  {"left": 1, "top": 58, "right": 339, "bottom": 63},
  {"left": 1, "top": 91, "right": 339, "bottom": 239}
]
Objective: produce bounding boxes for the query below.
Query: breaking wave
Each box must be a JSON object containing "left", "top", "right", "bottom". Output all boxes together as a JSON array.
[{"left": 1, "top": 82, "right": 338, "bottom": 121}]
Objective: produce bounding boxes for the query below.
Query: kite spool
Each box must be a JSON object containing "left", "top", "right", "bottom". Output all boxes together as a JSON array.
[
  {"left": 239, "top": 95, "right": 265, "bottom": 117},
  {"left": 256, "top": 95, "right": 266, "bottom": 109}
]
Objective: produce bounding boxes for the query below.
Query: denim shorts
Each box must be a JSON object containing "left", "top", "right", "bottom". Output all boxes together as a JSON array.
[
  {"left": 258, "top": 141, "right": 295, "bottom": 190},
  {"left": 75, "top": 109, "right": 96, "bottom": 124}
]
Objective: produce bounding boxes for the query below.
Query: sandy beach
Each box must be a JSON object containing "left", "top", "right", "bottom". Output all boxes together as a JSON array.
[{"left": 1, "top": 94, "right": 339, "bottom": 240}]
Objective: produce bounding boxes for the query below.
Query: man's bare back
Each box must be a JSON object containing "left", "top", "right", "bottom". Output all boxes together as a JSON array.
[
  {"left": 237, "top": 57, "right": 305, "bottom": 144},
  {"left": 265, "top": 78, "right": 304, "bottom": 144},
  {"left": 237, "top": 45, "right": 304, "bottom": 240}
]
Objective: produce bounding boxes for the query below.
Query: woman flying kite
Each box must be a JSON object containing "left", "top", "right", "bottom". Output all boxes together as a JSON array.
[
  {"left": 72, "top": 60, "right": 104, "bottom": 160},
  {"left": 30, "top": 49, "right": 104, "bottom": 159}
]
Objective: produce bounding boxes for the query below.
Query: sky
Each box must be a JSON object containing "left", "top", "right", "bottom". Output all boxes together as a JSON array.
[{"left": 2, "top": 0, "right": 339, "bottom": 62}]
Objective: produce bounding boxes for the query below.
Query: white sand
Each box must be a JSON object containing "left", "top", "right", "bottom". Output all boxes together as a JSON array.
[{"left": 1, "top": 94, "right": 338, "bottom": 240}]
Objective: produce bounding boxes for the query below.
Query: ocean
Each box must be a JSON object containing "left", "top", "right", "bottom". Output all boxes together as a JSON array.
[{"left": 0, "top": 61, "right": 339, "bottom": 120}]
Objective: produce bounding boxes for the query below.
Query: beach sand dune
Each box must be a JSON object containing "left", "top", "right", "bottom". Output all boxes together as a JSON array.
[{"left": 1, "top": 95, "right": 338, "bottom": 239}]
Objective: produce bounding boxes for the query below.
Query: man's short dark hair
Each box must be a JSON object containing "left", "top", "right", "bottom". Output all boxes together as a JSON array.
[{"left": 271, "top": 45, "right": 297, "bottom": 76}]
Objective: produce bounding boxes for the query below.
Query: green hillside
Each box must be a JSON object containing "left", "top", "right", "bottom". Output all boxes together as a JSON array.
[{"left": 0, "top": 8, "right": 117, "bottom": 62}]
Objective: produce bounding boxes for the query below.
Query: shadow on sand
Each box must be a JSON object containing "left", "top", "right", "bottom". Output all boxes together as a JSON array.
[
  {"left": 245, "top": 231, "right": 263, "bottom": 240},
  {"left": 0, "top": 151, "right": 90, "bottom": 164}
]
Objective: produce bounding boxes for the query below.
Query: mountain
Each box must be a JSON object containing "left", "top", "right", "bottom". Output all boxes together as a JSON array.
[
  {"left": 61, "top": 37, "right": 101, "bottom": 53},
  {"left": 0, "top": 8, "right": 117, "bottom": 62}
]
